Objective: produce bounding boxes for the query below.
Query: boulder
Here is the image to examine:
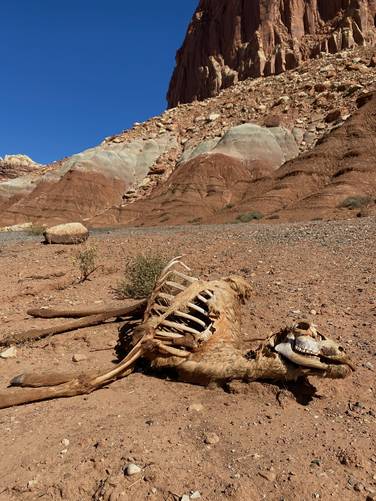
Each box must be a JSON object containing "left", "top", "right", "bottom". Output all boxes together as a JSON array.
[{"left": 44, "top": 222, "right": 89, "bottom": 244}]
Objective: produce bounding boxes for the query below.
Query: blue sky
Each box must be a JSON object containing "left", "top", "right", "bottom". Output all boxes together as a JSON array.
[{"left": 0, "top": 1, "right": 197, "bottom": 164}]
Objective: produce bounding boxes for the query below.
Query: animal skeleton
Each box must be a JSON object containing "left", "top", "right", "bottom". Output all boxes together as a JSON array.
[{"left": 0, "top": 257, "right": 353, "bottom": 409}]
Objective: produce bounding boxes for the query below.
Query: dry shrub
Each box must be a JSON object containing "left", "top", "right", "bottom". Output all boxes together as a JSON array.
[
  {"left": 74, "top": 246, "right": 99, "bottom": 282},
  {"left": 115, "top": 253, "right": 168, "bottom": 299},
  {"left": 339, "top": 196, "right": 372, "bottom": 209},
  {"left": 236, "top": 211, "right": 264, "bottom": 223}
]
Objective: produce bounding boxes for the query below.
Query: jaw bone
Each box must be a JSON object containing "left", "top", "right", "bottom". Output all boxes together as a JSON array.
[
  {"left": 274, "top": 333, "right": 329, "bottom": 370},
  {"left": 273, "top": 322, "right": 354, "bottom": 371}
]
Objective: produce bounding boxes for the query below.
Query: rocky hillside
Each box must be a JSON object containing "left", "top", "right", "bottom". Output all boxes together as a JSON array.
[
  {"left": 167, "top": 0, "right": 376, "bottom": 107},
  {"left": 0, "top": 45, "right": 375, "bottom": 228},
  {"left": 93, "top": 90, "right": 376, "bottom": 226}
]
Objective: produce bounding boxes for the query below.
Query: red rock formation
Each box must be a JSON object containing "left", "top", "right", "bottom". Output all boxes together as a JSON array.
[
  {"left": 94, "top": 92, "right": 376, "bottom": 226},
  {"left": 167, "top": 0, "right": 376, "bottom": 107}
]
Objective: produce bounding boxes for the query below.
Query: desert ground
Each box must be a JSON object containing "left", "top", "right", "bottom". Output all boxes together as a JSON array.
[{"left": 0, "top": 217, "right": 375, "bottom": 501}]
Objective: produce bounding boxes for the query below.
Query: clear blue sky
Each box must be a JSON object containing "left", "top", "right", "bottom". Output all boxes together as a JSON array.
[{"left": 0, "top": 1, "right": 197, "bottom": 164}]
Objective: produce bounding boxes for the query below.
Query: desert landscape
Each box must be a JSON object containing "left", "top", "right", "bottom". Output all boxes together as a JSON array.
[
  {"left": 1, "top": 0, "right": 376, "bottom": 500},
  {"left": 0, "top": 219, "right": 375, "bottom": 500}
]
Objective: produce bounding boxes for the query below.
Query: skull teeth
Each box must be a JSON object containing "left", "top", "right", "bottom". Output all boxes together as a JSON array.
[{"left": 294, "top": 345, "right": 320, "bottom": 356}]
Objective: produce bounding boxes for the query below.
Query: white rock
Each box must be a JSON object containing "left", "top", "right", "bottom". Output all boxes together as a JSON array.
[
  {"left": 190, "top": 491, "right": 202, "bottom": 499},
  {"left": 125, "top": 463, "right": 142, "bottom": 476},
  {"left": 61, "top": 438, "right": 70, "bottom": 447},
  {"left": 0, "top": 346, "right": 17, "bottom": 359},
  {"left": 208, "top": 113, "right": 220, "bottom": 121},
  {"left": 181, "top": 496, "right": 190, "bottom": 501},
  {"left": 27, "top": 478, "right": 38, "bottom": 490}
]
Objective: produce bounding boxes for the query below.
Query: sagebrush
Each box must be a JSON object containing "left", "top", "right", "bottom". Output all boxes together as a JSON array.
[
  {"left": 75, "top": 246, "right": 98, "bottom": 282},
  {"left": 116, "top": 254, "right": 168, "bottom": 299},
  {"left": 339, "top": 196, "right": 372, "bottom": 209},
  {"left": 236, "top": 211, "right": 264, "bottom": 223}
]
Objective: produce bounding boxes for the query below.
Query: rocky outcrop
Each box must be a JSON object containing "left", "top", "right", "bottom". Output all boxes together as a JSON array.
[
  {"left": 0, "top": 154, "right": 41, "bottom": 181},
  {"left": 167, "top": 0, "right": 376, "bottom": 107}
]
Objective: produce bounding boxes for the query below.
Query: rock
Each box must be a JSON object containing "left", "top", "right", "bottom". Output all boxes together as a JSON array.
[
  {"left": 181, "top": 496, "right": 190, "bottom": 501},
  {"left": 208, "top": 113, "right": 220, "bottom": 121},
  {"left": 61, "top": 438, "right": 70, "bottom": 447},
  {"left": 353, "top": 482, "right": 365, "bottom": 492},
  {"left": 44, "top": 223, "right": 89, "bottom": 245},
  {"left": 364, "top": 362, "right": 374, "bottom": 370},
  {"left": 0, "top": 222, "right": 33, "bottom": 233},
  {"left": 259, "top": 468, "right": 277, "bottom": 482},
  {"left": 167, "top": 0, "right": 376, "bottom": 106},
  {"left": 325, "top": 109, "right": 342, "bottom": 123},
  {"left": 0, "top": 346, "right": 17, "bottom": 359},
  {"left": 72, "top": 353, "right": 87, "bottom": 363},
  {"left": 204, "top": 432, "right": 220, "bottom": 445},
  {"left": 275, "top": 96, "right": 290, "bottom": 106},
  {"left": 27, "top": 478, "right": 38, "bottom": 490},
  {"left": 190, "top": 492, "right": 201, "bottom": 499},
  {"left": 125, "top": 463, "right": 142, "bottom": 476},
  {"left": 188, "top": 403, "right": 204, "bottom": 412}
]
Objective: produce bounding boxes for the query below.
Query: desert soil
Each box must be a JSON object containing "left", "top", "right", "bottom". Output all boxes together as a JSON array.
[{"left": 0, "top": 218, "right": 375, "bottom": 501}]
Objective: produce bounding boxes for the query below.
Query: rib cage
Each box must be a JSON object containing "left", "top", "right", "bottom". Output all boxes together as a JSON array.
[{"left": 141, "top": 257, "right": 216, "bottom": 355}]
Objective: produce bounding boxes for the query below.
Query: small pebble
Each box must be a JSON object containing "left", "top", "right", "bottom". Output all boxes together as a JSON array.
[
  {"left": 72, "top": 353, "right": 87, "bottom": 362},
  {"left": 204, "top": 432, "right": 220, "bottom": 445},
  {"left": 27, "top": 479, "right": 38, "bottom": 490},
  {"left": 364, "top": 362, "right": 374, "bottom": 370},
  {"left": 125, "top": 463, "right": 142, "bottom": 476},
  {"left": 61, "top": 438, "right": 70, "bottom": 447},
  {"left": 181, "top": 495, "right": 190, "bottom": 501}
]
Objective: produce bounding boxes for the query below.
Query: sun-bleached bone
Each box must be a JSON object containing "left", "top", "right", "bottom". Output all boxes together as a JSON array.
[{"left": 0, "top": 258, "right": 354, "bottom": 409}]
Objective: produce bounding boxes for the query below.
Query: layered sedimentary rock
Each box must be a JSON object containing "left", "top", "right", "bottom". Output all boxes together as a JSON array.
[
  {"left": 167, "top": 0, "right": 376, "bottom": 106},
  {"left": 0, "top": 134, "right": 177, "bottom": 226},
  {"left": 0, "top": 154, "right": 41, "bottom": 181},
  {"left": 95, "top": 92, "right": 376, "bottom": 226}
]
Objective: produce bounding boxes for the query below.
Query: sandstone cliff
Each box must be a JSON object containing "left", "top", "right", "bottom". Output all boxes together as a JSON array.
[{"left": 167, "top": 0, "right": 376, "bottom": 107}]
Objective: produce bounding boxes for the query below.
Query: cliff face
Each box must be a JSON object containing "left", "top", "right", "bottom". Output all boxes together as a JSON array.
[{"left": 167, "top": 0, "right": 376, "bottom": 107}]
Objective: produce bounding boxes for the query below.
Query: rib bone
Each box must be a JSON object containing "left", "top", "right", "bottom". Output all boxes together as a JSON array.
[{"left": 160, "top": 319, "right": 201, "bottom": 336}]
